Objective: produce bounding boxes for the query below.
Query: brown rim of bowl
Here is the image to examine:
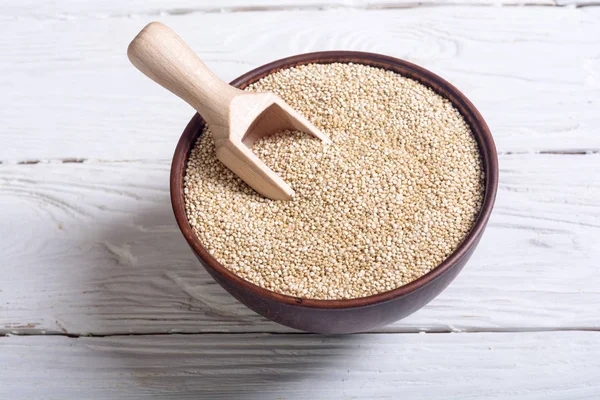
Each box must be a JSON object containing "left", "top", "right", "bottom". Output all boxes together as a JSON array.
[{"left": 170, "top": 50, "right": 498, "bottom": 309}]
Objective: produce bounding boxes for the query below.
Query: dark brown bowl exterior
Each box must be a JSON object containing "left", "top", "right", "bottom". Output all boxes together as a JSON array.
[{"left": 171, "top": 51, "right": 498, "bottom": 334}]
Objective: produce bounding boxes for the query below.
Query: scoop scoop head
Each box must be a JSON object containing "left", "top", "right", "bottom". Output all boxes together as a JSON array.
[{"left": 128, "top": 22, "right": 330, "bottom": 200}]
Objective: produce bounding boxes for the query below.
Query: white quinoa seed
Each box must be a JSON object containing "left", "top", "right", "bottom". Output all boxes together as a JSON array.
[{"left": 183, "top": 63, "right": 484, "bottom": 300}]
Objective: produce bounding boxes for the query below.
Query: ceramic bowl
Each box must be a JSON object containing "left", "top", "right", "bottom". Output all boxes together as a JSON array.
[{"left": 170, "top": 51, "right": 498, "bottom": 334}]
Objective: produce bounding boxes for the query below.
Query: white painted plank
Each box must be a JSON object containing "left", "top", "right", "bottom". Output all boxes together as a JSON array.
[
  {"left": 1, "top": 332, "right": 599, "bottom": 399},
  {"left": 1, "top": 154, "right": 599, "bottom": 335},
  {"left": 555, "top": 0, "right": 599, "bottom": 5},
  {"left": 2, "top": 0, "right": 559, "bottom": 19},
  {"left": 1, "top": 7, "right": 599, "bottom": 162}
]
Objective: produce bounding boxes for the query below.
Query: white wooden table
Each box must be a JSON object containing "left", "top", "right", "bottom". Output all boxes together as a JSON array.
[{"left": 2, "top": 1, "right": 599, "bottom": 398}]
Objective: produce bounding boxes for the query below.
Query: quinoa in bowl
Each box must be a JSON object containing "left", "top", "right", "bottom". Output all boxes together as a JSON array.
[{"left": 183, "top": 62, "right": 484, "bottom": 300}]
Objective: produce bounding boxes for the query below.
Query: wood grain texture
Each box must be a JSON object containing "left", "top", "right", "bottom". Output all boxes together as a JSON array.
[
  {"left": 1, "top": 154, "right": 598, "bottom": 335},
  {"left": 1, "top": 7, "right": 599, "bottom": 163},
  {"left": 2, "top": 332, "right": 600, "bottom": 399}
]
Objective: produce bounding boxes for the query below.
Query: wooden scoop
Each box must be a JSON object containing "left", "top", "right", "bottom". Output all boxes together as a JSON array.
[{"left": 127, "top": 22, "right": 330, "bottom": 200}]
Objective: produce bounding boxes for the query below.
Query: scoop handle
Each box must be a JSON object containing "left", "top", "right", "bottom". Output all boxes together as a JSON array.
[{"left": 127, "top": 22, "right": 239, "bottom": 126}]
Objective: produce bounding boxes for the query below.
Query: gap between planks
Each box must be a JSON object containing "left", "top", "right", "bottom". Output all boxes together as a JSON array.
[
  {"left": 4, "top": 327, "right": 600, "bottom": 338},
  {"left": 102, "top": 2, "right": 600, "bottom": 19},
  {"left": 1, "top": 150, "right": 598, "bottom": 166},
  {"left": 154, "top": 2, "right": 600, "bottom": 17},
  {"left": 3, "top": 1, "right": 600, "bottom": 21},
  {"left": 6, "top": 158, "right": 168, "bottom": 165}
]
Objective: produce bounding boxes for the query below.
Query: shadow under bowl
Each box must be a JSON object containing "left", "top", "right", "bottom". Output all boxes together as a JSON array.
[{"left": 170, "top": 51, "right": 498, "bottom": 334}]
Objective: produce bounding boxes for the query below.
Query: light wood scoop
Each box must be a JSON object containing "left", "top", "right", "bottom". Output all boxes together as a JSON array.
[{"left": 127, "top": 22, "right": 330, "bottom": 200}]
